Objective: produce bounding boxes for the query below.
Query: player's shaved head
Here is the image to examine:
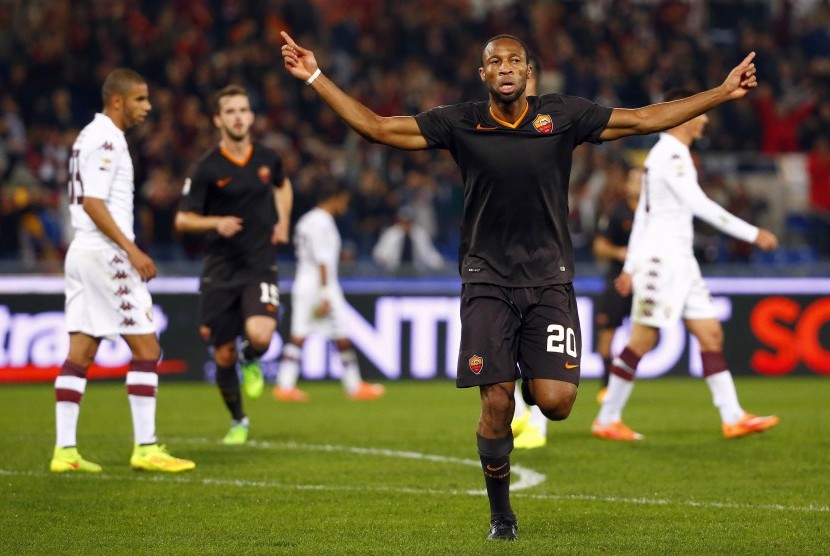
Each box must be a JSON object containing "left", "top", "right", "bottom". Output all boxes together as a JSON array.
[
  {"left": 481, "top": 34, "right": 530, "bottom": 64},
  {"left": 212, "top": 84, "right": 249, "bottom": 115},
  {"left": 102, "top": 68, "right": 146, "bottom": 105}
]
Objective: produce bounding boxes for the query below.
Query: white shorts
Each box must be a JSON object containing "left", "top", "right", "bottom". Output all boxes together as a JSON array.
[
  {"left": 630, "top": 254, "right": 716, "bottom": 328},
  {"left": 290, "top": 284, "right": 349, "bottom": 339},
  {"left": 65, "top": 244, "right": 156, "bottom": 340}
]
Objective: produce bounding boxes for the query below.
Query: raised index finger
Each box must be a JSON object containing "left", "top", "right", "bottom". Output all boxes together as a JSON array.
[
  {"left": 280, "top": 31, "right": 298, "bottom": 48},
  {"left": 740, "top": 51, "right": 756, "bottom": 67}
]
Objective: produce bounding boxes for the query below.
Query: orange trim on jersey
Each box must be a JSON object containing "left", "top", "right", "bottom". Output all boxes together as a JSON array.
[
  {"left": 219, "top": 144, "right": 253, "bottom": 167},
  {"left": 488, "top": 101, "right": 529, "bottom": 129}
]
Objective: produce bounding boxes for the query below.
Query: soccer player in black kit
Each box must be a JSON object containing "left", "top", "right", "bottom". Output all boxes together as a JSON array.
[
  {"left": 175, "top": 85, "right": 293, "bottom": 445},
  {"left": 592, "top": 165, "right": 642, "bottom": 403},
  {"left": 281, "top": 31, "right": 759, "bottom": 541}
]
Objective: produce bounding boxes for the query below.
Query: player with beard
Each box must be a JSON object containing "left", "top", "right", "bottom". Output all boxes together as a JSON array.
[
  {"left": 281, "top": 32, "right": 760, "bottom": 540},
  {"left": 176, "top": 85, "right": 293, "bottom": 445}
]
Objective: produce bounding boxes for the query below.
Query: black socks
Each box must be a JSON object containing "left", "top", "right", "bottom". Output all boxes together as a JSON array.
[{"left": 477, "top": 433, "right": 516, "bottom": 523}]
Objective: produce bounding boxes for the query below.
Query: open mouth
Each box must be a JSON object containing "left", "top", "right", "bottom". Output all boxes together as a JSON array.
[{"left": 498, "top": 81, "right": 516, "bottom": 94}]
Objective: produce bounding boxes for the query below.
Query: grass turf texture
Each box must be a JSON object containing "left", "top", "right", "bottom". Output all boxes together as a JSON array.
[{"left": 1, "top": 377, "right": 827, "bottom": 555}]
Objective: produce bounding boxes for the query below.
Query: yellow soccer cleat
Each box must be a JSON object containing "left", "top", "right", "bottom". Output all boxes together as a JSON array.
[
  {"left": 130, "top": 444, "right": 195, "bottom": 473},
  {"left": 240, "top": 361, "right": 264, "bottom": 399},
  {"left": 222, "top": 422, "right": 250, "bottom": 445},
  {"left": 723, "top": 413, "right": 780, "bottom": 439},
  {"left": 50, "top": 446, "right": 103, "bottom": 473},
  {"left": 591, "top": 420, "right": 644, "bottom": 441},
  {"left": 513, "top": 423, "right": 547, "bottom": 449},
  {"left": 510, "top": 410, "right": 530, "bottom": 437},
  {"left": 596, "top": 387, "right": 608, "bottom": 404}
]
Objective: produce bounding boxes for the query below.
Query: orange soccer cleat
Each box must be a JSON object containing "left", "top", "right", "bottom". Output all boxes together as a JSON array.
[
  {"left": 722, "top": 413, "right": 780, "bottom": 439},
  {"left": 272, "top": 386, "right": 310, "bottom": 402},
  {"left": 591, "top": 420, "right": 644, "bottom": 441},
  {"left": 348, "top": 382, "right": 385, "bottom": 401}
]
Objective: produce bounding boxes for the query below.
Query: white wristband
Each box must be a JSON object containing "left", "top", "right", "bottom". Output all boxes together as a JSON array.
[{"left": 305, "top": 68, "right": 322, "bottom": 86}]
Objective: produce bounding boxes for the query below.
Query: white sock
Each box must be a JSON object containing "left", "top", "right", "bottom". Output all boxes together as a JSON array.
[
  {"left": 597, "top": 374, "right": 635, "bottom": 425},
  {"left": 513, "top": 384, "right": 528, "bottom": 419},
  {"left": 339, "top": 348, "right": 362, "bottom": 395},
  {"left": 126, "top": 371, "right": 158, "bottom": 445},
  {"left": 705, "top": 371, "right": 744, "bottom": 424},
  {"left": 277, "top": 343, "right": 302, "bottom": 390},
  {"left": 528, "top": 405, "right": 547, "bottom": 435},
  {"left": 55, "top": 375, "right": 86, "bottom": 448}
]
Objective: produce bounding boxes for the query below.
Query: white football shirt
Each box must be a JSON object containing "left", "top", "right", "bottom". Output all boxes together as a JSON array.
[
  {"left": 294, "top": 207, "right": 341, "bottom": 291},
  {"left": 624, "top": 133, "right": 758, "bottom": 272},
  {"left": 68, "top": 113, "right": 135, "bottom": 250}
]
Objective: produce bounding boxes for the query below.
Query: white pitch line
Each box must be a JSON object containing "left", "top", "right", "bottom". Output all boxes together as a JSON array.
[
  {"left": 2, "top": 467, "right": 827, "bottom": 514},
  {"left": 179, "top": 437, "right": 546, "bottom": 492},
  {"left": 518, "top": 492, "right": 830, "bottom": 513},
  {"left": 250, "top": 439, "right": 548, "bottom": 492}
]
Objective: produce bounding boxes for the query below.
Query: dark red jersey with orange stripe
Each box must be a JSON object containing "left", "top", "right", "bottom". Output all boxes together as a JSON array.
[
  {"left": 415, "top": 94, "right": 612, "bottom": 287},
  {"left": 180, "top": 143, "right": 285, "bottom": 288}
]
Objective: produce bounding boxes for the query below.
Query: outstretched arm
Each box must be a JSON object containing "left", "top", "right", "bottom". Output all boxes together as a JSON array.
[
  {"left": 281, "top": 32, "right": 428, "bottom": 151},
  {"left": 600, "top": 52, "right": 759, "bottom": 141}
]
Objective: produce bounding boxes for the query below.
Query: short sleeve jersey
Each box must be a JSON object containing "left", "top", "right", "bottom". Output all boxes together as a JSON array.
[
  {"left": 595, "top": 199, "right": 635, "bottom": 279},
  {"left": 179, "top": 143, "right": 285, "bottom": 288},
  {"left": 293, "top": 207, "right": 341, "bottom": 291},
  {"left": 68, "top": 113, "right": 135, "bottom": 250},
  {"left": 414, "top": 93, "right": 612, "bottom": 286}
]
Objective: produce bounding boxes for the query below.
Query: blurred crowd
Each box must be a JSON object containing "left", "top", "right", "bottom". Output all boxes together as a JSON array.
[{"left": 1, "top": 0, "right": 830, "bottom": 273}]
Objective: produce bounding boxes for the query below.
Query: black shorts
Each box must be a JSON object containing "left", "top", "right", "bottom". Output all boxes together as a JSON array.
[
  {"left": 200, "top": 279, "right": 280, "bottom": 346},
  {"left": 594, "top": 281, "right": 632, "bottom": 330},
  {"left": 456, "top": 283, "right": 582, "bottom": 388}
]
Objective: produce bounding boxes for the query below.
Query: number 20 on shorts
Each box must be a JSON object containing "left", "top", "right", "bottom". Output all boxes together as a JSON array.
[{"left": 546, "top": 324, "right": 577, "bottom": 357}]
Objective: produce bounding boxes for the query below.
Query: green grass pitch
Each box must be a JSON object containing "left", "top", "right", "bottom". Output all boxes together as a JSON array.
[{"left": 1, "top": 377, "right": 828, "bottom": 554}]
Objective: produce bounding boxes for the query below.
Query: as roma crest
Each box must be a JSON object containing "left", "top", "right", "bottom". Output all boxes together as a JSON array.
[
  {"left": 469, "top": 355, "right": 484, "bottom": 375},
  {"left": 258, "top": 165, "right": 272, "bottom": 183},
  {"left": 532, "top": 113, "right": 553, "bottom": 134}
]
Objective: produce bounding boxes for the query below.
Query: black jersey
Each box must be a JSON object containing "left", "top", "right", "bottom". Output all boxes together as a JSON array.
[
  {"left": 180, "top": 143, "right": 285, "bottom": 288},
  {"left": 414, "top": 93, "right": 612, "bottom": 287},
  {"left": 595, "top": 198, "right": 635, "bottom": 279}
]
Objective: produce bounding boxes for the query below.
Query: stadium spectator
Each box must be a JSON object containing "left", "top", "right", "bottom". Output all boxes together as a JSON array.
[
  {"left": 0, "top": 1, "right": 827, "bottom": 268},
  {"left": 753, "top": 84, "right": 815, "bottom": 154},
  {"left": 372, "top": 206, "right": 445, "bottom": 274},
  {"left": 806, "top": 136, "right": 830, "bottom": 257}
]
